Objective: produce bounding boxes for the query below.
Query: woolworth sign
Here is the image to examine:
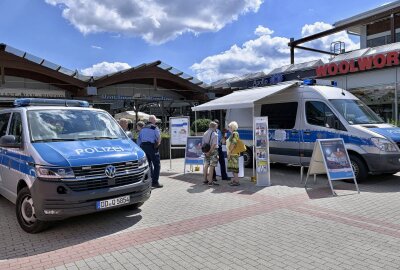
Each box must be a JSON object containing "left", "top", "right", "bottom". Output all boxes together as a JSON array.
[{"left": 315, "top": 51, "right": 400, "bottom": 78}]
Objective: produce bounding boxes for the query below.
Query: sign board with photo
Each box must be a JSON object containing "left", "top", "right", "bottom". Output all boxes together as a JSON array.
[
  {"left": 170, "top": 117, "right": 190, "bottom": 146},
  {"left": 254, "top": 117, "right": 270, "bottom": 186},
  {"left": 306, "top": 138, "right": 359, "bottom": 196},
  {"left": 184, "top": 136, "right": 204, "bottom": 168},
  {"left": 169, "top": 117, "right": 190, "bottom": 170}
]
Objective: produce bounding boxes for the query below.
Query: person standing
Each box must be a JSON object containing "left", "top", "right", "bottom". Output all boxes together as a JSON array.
[
  {"left": 213, "top": 119, "right": 230, "bottom": 181},
  {"left": 118, "top": 118, "right": 129, "bottom": 132},
  {"left": 137, "top": 115, "right": 163, "bottom": 188},
  {"left": 202, "top": 121, "right": 219, "bottom": 187},
  {"left": 226, "top": 121, "right": 240, "bottom": 186}
]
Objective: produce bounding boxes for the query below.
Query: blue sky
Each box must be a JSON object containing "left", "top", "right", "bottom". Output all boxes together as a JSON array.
[{"left": 0, "top": 0, "right": 392, "bottom": 83}]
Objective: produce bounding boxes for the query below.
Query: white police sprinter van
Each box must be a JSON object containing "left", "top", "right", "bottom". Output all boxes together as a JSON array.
[
  {"left": 0, "top": 98, "right": 151, "bottom": 233},
  {"left": 226, "top": 80, "right": 400, "bottom": 180}
]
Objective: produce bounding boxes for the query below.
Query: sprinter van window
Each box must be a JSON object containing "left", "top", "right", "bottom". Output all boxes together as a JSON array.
[
  {"left": 261, "top": 102, "right": 298, "bottom": 129},
  {"left": 0, "top": 113, "right": 11, "bottom": 137},
  {"left": 306, "top": 101, "right": 344, "bottom": 130},
  {"left": 9, "top": 113, "right": 23, "bottom": 144},
  {"left": 330, "top": 99, "right": 384, "bottom": 125}
]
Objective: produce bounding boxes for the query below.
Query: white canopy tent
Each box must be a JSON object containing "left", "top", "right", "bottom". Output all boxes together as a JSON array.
[
  {"left": 114, "top": 111, "right": 161, "bottom": 123},
  {"left": 191, "top": 81, "right": 300, "bottom": 177}
]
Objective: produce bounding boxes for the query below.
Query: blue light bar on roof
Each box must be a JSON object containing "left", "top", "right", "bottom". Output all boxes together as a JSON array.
[
  {"left": 303, "top": 79, "right": 337, "bottom": 87},
  {"left": 14, "top": 98, "right": 90, "bottom": 107}
]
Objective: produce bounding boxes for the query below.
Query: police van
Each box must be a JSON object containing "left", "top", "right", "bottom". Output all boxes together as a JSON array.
[
  {"left": 0, "top": 98, "right": 151, "bottom": 233},
  {"left": 225, "top": 80, "right": 400, "bottom": 180}
]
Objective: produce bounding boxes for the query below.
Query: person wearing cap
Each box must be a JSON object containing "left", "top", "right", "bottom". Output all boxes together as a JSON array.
[
  {"left": 213, "top": 119, "right": 230, "bottom": 181},
  {"left": 137, "top": 115, "right": 163, "bottom": 188}
]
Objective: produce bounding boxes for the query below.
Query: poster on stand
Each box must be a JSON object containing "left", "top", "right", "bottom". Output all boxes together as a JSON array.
[
  {"left": 184, "top": 136, "right": 204, "bottom": 165},
  {"left": 170, "top": 117, "right": 190, "bottom": 146},
  {"left": 320, "top": 139, "right": 354, "bottom": 180},
  {"left": 306, "top": 138, "right": 359, "bottom": 196},
  {"left": 254, "top": 117, "right": 270, "bottom": 186}
]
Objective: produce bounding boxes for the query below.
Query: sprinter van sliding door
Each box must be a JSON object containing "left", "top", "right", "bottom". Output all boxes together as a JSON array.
[{"left": 261, "top": 102, "right": 301, "bottom": 165}]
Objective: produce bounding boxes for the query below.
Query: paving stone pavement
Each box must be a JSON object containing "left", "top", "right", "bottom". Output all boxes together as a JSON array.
[{"left": 1, "top": 159, "right": 400, "bottom": 269}]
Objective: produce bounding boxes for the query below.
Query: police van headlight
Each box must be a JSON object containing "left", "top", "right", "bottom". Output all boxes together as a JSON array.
[
  {"left": 138, "top": 156, "right": 148, "bottom": 168},
  {"left": 36, "top": 166, "right": 75, "bottom": 179},
  {"left": 371, "top": 138, "right": 398, "bottom": 152}
]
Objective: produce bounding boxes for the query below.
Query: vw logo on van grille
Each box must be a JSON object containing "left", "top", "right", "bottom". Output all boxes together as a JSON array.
[{"left": 105, "top": 165, "right": 116, "bottom": 178}]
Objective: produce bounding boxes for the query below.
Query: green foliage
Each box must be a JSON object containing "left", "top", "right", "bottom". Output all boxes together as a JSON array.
[
  {"left": 191, "top": 118, "right": 211, "bottom": 132},
  {"left": 387, "top": 119, "right": 400, "bottom": 127}
]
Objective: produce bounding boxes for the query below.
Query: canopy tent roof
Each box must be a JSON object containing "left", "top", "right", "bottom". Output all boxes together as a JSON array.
[
  {"left": 114, "top": 111, "right": 161, "bottom": 123},
  {"left": 192, "top": 81, "right": 299, "bottom": 111}
]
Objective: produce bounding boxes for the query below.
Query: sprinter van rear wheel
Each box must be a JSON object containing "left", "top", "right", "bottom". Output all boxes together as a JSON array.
[
  {"left": 349, "top": 155, "right": 368, "bottom": 182},
  {"left": 243, "top": 148, "right": 253, "bottom": 168},
  {"left": 16, "top": 187, "right": 49, "bottom": 233}
]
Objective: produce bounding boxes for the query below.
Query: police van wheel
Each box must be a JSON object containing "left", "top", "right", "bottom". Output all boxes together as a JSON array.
[
  {"left": 243, "top": 148, "right": 253, "bottom": 168},
  {"left": 350, "top": 155, "right": 368, "bottom": 182},
  {"left": 124, "top": 202, "right": 144, "bottom": 210},
  {"left": 16, "top": 187, "right": 49, "bottom": 234}
]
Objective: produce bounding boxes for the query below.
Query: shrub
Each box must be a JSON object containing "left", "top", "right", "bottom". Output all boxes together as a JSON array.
[{"left": 191, "top": 118, "right": 211, "bottom": 132}]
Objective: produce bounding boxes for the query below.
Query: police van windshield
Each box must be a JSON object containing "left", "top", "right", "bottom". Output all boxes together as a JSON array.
[
  {"left": 28, "top": 109, "right": 126, "bottom": 142},
  {"left": 330, "top": 99, "right": 384, "bottom": 125}
]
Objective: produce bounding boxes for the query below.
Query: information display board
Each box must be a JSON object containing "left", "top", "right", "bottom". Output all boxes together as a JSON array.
[
  {"left": 184, "top": 136, "right": 204, "bottom": 166},
  {"left": 170, "top": 117, "right": 190, "bottom": 146},
  {"left": 254, "top": 117, "right": 270, "bottom": 186},
  {"left": 305, "top": 138, "right": 359, "bottom": 196}
]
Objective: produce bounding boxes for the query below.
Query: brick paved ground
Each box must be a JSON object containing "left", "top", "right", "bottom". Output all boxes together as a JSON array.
[{"left": 1, "top": 159, "right": 400, "bottom": 269}]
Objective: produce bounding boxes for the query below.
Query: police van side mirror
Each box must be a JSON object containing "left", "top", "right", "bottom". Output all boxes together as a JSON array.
[
  {"left": 0, "top": 135, "right": 21, "bottom": 148},
  {"left": 126, "top": 131, "right": 133, "bottom": 139}
]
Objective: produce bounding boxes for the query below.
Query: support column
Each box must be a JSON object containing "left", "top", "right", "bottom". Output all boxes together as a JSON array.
[
  {"left": 391, "top": 14, "right": 396, "bottom": 43},
  {"left": 153, "top": 77, "right": 157, "bottom": 91},
  {"left": 1, "top": 65, "right": 4, "bottom": 86},
  {"left": 289, "top": 38, "right": 295, "bottom": 64}
]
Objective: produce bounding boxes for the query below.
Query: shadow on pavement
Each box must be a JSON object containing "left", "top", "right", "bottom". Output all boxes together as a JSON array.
[
  {"left": 170, "top": 162, "right": 400, "bottom": 199},
  {"left": 0, "top": 196, "right": 143, "bottom": 260}
]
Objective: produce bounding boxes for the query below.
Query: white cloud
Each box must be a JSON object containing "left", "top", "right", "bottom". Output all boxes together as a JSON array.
[
  {"left": 81, "top": 61, "right": 131, "bottom": 76},
  {"left": 191, "top": 22, "right": 360, "bottom": 83},
  {"left": 45, "top": 0, "right": 263, "bottom": 44},
  {"left": 91, "top": 45, "right": 102, "bottom": 49},
  {"left": 254, "top": 25, "right": 273, "bottom": 36}
]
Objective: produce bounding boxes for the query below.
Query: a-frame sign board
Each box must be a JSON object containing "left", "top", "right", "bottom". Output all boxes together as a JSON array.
[{"left": 305, "top": 139, "right": 360, "bottom": 196}]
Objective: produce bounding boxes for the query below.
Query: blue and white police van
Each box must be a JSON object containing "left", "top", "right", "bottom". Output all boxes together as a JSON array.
[
  {"left": 223, "top": 80, "right": 400, "bottom": 180},
  {"left": 0, "top": 98, "right": 151, "bottom": 233}
]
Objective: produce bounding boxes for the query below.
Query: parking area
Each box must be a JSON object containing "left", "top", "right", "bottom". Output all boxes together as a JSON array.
[{"left": 1, "top": 158, "right": 400, "bottom": 269}]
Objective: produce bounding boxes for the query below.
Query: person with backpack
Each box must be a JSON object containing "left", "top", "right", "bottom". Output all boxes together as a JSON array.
[{"left": 202, "top": 121, "right": 219, "bottom": 187}]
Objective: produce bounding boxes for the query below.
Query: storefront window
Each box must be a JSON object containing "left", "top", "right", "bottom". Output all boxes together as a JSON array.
[{"left": 348, "top": 84, "right": 395, "bottom": 123}]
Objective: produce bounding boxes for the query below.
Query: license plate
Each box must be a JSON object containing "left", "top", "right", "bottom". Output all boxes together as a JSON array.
[{"left": 96, "top": 195, "right": 130, "bottom": 210}]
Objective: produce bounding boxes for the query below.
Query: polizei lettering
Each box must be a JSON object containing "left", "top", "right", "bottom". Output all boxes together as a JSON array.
[
  {"left": 75, "top": 146, "right": 125, "bottom": 155},
  {"left": 315, "top": 51, "right": 400, "bottom": 78}
]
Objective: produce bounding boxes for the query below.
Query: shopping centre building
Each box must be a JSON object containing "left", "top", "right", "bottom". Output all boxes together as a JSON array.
[
  {"left": 0, "top": 43, "right": 229, "bottom": 127},
  {"left": 215, "top": 1, "right": 400, "bottom": 123}
]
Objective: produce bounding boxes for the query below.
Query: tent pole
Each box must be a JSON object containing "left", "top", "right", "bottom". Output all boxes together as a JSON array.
[
  {"left": 252, "top": 105, "right": 255, "bottom": 178},
  {"left": 195, "top": 111, "right": 198, "bottom": 135}
]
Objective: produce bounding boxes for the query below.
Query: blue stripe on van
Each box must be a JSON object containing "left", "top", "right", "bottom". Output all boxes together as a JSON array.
[
  {"left": 235, "top": 129, "right": 374, "bottom": 147},
  {"left": 0, "top": 149, "right": 36, "bottom": 177}
]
